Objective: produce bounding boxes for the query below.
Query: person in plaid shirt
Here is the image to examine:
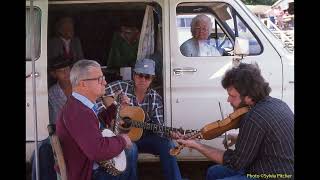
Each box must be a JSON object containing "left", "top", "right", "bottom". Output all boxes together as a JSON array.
[{"left": 105, "top": 59, "right": 183, "bottom": 180}]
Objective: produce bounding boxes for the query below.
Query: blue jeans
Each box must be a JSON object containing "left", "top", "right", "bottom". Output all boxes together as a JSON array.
[
  {"left": 134, "top": 133, "right": 182, "bottom": 180},
  {"left": 206, "top": 165, "right": 257, "bottom": 180},
  {"left": 92, "top": 145, "right": 138, "bottom": 180},
  {"left": 31, "top": 137, "right": 57, "bottom": 180}
]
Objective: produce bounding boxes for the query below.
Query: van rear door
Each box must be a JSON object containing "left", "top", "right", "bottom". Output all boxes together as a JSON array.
[{"left": 26, "top": 0, "right": 49, "bottom": 161}]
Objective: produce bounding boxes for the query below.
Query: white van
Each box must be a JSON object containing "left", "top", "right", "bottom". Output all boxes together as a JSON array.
[{"left": 26, "top": 0, "right": 294, "bottom": 162}]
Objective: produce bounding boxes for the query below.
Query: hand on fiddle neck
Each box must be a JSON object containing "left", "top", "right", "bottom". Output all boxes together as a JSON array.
[
  {"left": 176, "top": 139, "right": 201, "bottom": 150},
  {"left": 170, "top": 131, "right": 184, "bottom": 140}
]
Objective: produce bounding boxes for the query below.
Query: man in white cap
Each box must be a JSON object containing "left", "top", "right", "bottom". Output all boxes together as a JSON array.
[{"left": 104, "top": 58, "right": 183, "bottom": 180}]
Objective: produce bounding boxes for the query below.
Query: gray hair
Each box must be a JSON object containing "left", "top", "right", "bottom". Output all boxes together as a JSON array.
[
  {"left": 191, "top": 14, "right": 212, "bottom": 36},
  {"left": 70, "top": 59, "right": 101, "bottom": 87}
]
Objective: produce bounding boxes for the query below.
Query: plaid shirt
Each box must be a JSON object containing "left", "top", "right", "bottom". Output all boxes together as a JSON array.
[
  {"left": 48, "top": 83, "right": 67, "bottom": 124},
  {"left": 105, "top": 80, "right": 164, "bottom": 127}
]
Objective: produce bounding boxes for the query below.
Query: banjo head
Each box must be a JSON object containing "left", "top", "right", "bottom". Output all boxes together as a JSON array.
[{"left": 100, "top": 129, "right": 127, "bottom": 174}]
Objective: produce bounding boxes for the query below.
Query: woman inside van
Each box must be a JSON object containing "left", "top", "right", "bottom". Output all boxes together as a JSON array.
[{"left": 180, "top": 14, "right": 221, "bottom": 57}]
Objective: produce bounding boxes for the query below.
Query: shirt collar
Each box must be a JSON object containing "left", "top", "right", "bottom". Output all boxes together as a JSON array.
[
  {"left": 61, "top": 37, "right": 71, "bottom": 44},
  {"left": 72, "top": 92, "right": 95, "bottom": 110}
]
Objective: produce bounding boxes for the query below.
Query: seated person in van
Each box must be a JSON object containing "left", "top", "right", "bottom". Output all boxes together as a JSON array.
[
  {"left": 104, "top": 59, "right": 183, "bottom": 180},
  {"left": 106, "top": 24, "right": 140, "bottom": 74},
  {"left": 31, "top": 56, "right": 74, "bottom": 180},
  {"left": 48, "top": 16, "right": 84, "bottom": 62},
  {"left": 48, "top": 55, "right": 74, "bottom": 124},
  {"left": 180, "top": 14, "right": 221, "bottom": 57},
  {"left": 48, "top": 16, "right": 84, "bottom": 87}
]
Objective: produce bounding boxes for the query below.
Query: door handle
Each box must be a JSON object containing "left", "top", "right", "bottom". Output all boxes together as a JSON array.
[
  {"left": 173, "top": 67, "right": 197, "bottom": 75},
  {"left": 26, "top": 72, "right": 40, "bottom": 79}
]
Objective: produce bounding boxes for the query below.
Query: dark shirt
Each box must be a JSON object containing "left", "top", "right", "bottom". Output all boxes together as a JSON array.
[
  {"left": 56, "top": 96, "right": 126, "bottom": 180},
  {"left": 223, "top": 96, "right": 294, "bottom": 179},
  {"left": 107, "top": 32, "right": 139, "bottom": 72}
]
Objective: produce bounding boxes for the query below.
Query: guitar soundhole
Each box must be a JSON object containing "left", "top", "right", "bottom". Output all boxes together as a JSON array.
[{"left": 122, "top": 117, "right": 132, "bottom": 128}]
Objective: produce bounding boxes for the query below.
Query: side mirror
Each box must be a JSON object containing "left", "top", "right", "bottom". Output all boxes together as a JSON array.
[{"left": 234, "top": 37, "right": 249, "bottom": 56}]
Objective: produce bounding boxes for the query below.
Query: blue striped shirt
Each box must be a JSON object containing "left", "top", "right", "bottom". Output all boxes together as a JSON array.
[{"left": 223, "top": 96, "right": 294, "bottom": 179}]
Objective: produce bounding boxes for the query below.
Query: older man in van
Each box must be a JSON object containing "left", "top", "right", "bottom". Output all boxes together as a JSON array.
[{"left": 48, "top": 17, "right": 84, "bottom": 62}]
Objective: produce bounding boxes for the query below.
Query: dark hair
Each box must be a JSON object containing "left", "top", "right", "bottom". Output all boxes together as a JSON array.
[
  {"left": 48, "top": 55, "right": 74, "bottom": 71},
  {"left": 221, "top": 63, "right": 271, "bottom": 102}
]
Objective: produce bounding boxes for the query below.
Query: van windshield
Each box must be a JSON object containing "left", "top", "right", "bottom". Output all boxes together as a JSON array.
[{"left": 239, "top": 4, "right": 294, "bottom": 53}]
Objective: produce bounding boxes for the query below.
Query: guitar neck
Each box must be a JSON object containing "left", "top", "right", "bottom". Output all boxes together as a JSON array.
[{"left": 129, "top": 119, "right": 185, "bottom": 135}]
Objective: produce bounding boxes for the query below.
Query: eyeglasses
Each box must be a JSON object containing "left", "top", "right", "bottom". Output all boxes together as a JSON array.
[
  {"left": 194, "top": 27, "right": 209, "bottom": 32},
  {"left": 135, "top": 73, "right": 152, "bottom": 80},
  {"left": 82, "top": 75, "right": 105, "bottom": 84}
]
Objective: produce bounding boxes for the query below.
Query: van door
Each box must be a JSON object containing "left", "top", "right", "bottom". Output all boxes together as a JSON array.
[
  {"left": 26, "top": 0, "right": 48, "bottom": 161},
  {"left": 169, "top": 0, "right": 283, "bottom": 159}
]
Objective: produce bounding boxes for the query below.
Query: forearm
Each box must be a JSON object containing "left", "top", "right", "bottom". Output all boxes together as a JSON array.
[{"left": 195, "top": 143, "right": 225, "bottom": 164}]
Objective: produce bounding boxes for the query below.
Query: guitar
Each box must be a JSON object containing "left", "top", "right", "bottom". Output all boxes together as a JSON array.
[{"left": 119, "top": 106, "right": 199, "bottom": 141}]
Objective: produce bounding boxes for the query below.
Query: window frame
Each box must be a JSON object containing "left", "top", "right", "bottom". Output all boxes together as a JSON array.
[
  {"left": 176, "top": 2, "right": 264, "bottom": 57},
  {"left": 26, "top": 6, "right": 42, "bottom": 61}
]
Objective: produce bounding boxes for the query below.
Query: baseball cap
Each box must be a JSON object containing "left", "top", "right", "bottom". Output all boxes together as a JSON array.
[{"left": 133, "top": 58, "right": 155, "bottom": 75}]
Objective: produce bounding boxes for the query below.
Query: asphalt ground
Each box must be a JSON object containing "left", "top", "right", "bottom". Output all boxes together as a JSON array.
[{"left": 138, "top": 161, "right": 214, "bottom": 180}]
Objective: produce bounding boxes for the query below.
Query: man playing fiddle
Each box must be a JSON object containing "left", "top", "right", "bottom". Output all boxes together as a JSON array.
[{"left": 176, "top": 63, "right": 294, "bottom": 180}]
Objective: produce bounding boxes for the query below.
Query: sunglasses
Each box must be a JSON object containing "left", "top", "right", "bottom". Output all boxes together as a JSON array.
[{"left": 135, "top": 73, "right": 152, "bottom": 80}]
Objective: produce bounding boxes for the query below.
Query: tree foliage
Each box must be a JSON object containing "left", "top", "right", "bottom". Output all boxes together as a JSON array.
[{"left": 241, "top": 0, "right": 278, "bottom": 5}]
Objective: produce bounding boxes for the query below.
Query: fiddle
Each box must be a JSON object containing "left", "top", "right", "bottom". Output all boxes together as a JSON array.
[{"left": 169, "top": 106, "right": 249, "bottom": 156}]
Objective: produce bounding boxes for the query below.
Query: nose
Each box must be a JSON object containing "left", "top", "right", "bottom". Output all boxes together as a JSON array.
[
  {"left": 102, "top": 79, "right": 107, "bottom": 86},
  {"left": 227, "top": 96, "right": 231, "bottom": 103}
]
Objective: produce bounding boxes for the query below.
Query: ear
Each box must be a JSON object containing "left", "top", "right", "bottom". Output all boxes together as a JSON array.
[
  {"left": 244, "top": 96, "right": 254, "bottom": 106},
  {"left": 78, "top": 80, "right": 87, "bottom": 88}
]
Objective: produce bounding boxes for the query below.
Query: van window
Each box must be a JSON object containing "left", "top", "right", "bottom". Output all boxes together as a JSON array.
[
  {"left": 177, "top": 3, "right": 262, "bottom": 57},
  {"left": 223, "top": 6, "right": 262, "bottom": 55},
  {"left": 26, "top": 7, "right": 41, "bottom": 61},
  {"left": 177, "top": 13, "right": 230, "bottom": 57}
]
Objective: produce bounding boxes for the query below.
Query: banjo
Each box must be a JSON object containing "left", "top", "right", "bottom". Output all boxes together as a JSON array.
[
  {"left": 96, "top": 96, "right": 127, "bottom": 176},
  {"left": 98, "top": 129, "right": 127, "bottom": 176}
]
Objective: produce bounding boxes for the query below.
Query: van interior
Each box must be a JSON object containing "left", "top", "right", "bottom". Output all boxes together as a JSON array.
[
  {"left": 47, "top": 2, "right": 163, "bottom": 95},
  {"left": 47, "top": 1, "right": 262, "bottom": 97}
]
